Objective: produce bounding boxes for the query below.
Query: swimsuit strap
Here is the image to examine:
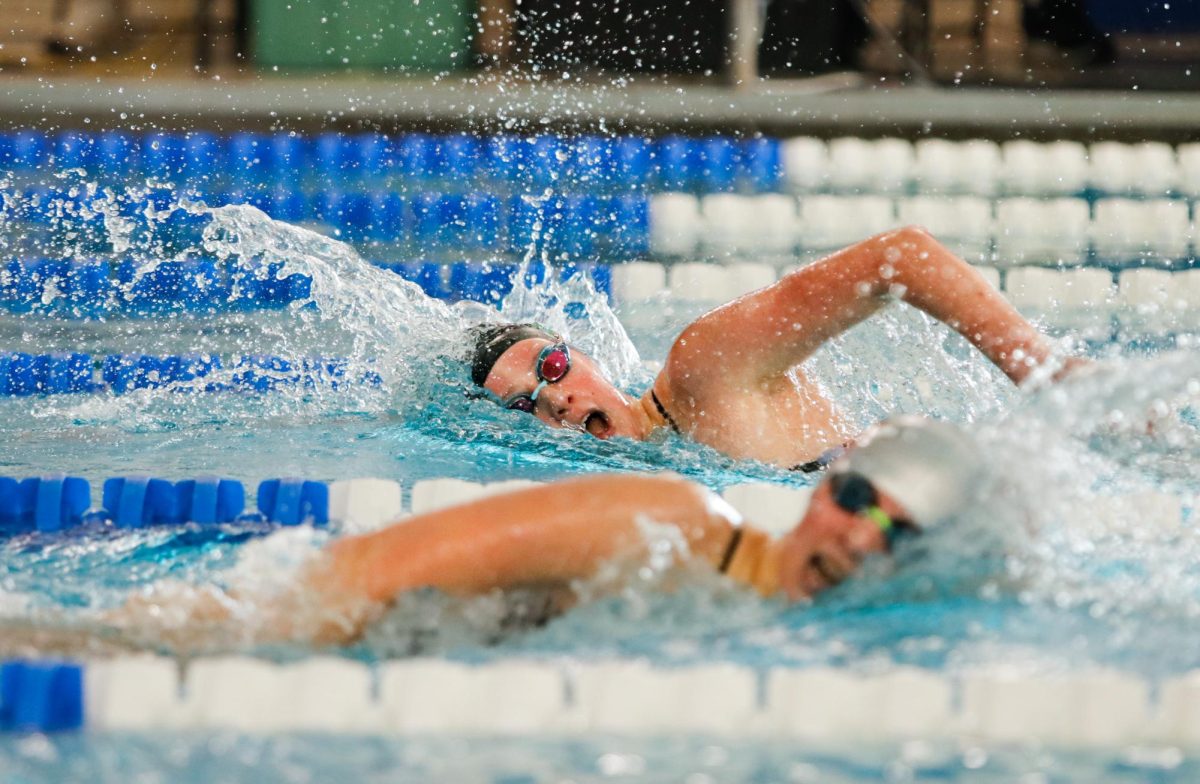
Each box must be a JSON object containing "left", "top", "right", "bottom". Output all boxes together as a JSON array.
[
  {"left": 650, "top": 387, "right": 844, "bottom": 474},
  {"left": 793, "top": 457, "right": 828, "bottom": 473},
  {"left": 718, "top": 526, "right": 744, "bottom": 574},
  {"left": 651, "top": 389, "right": 681, "bottom": 434},
  {"left": 792, "top": 444, "right": 849, "bottom": 473}
]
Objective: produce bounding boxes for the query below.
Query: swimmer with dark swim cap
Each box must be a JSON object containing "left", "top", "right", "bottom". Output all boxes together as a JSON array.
[
  {"left": 468, "top": 227, "right": 1076, "bottom": 468},
  {"left": 90, "top": 418, "right": 979, "bottom": 650},
  {"left": 468, "top": 321, "right": 639, "bottom": 439}
]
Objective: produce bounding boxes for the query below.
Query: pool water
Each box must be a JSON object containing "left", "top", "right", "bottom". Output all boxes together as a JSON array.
[
  {"left": 0, "top": 193, "right": 1008, "bottom": 490},
  {"left": 2, "top": 732, "right": 1197, "bottom": 783},
  {"left": 0, "top": 197, "right": 1197, "bottom": 675},
  {"left": 2, "top": 162, "right": 1200, "bottom": 781}
]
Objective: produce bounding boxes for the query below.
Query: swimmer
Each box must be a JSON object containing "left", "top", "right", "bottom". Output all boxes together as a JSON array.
[
  {"left": 75, "top": 418, "right": 977, "bottom": 652},
  {"left": 776, "top": 416, "right": 984, "bottom": 597},
  {"left": 470, "top": 227, "right": 1069, "bottom": 468}
]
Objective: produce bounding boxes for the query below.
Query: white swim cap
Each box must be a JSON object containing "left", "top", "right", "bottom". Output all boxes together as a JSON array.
[{"left": 836, "top": 417, "right": 985, "bottom": 530}]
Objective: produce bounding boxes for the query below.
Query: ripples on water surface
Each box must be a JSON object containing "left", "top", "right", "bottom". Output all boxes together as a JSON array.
[
  {"left": 3, "top": 732, "right": 1197, "bottom": 784},
  {"left": 1, "top": 190, "right": 1199, "bottom": 684}
]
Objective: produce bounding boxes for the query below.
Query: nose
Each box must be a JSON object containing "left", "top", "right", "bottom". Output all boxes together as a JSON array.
[{"left": 538, "top": 383, "right": 575, "bottom": 421}]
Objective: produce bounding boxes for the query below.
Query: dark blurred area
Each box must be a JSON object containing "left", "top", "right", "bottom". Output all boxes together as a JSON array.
[
  {"left": 0, "top": 0, "right": 1198, "bottom": 89},
  {"left": 759, "top": 0, "right": 869, "bottom": 76},
  {"left": 513, "top": 0, "right": 727, "bottom": 75}
]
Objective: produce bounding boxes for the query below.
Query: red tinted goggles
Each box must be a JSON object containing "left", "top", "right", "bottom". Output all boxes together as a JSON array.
[{"left": 505, "top": 342, "right": 571, "bottom": 414}]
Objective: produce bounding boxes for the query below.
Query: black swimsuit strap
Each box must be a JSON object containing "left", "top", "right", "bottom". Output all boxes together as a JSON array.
[
  {"left": 650, "top": 389, "right": 681, "bottom": 434},
  {"left": 791, "top": 444, "right": 849, "bottom": 473},
  {"left": 793, "top": 457, "right": 827, "bottom": 473},
  {"left": 652, "top": 387, "right": 842, "bottom": 474},
  {"left": 718, "top": 526, "right": 744, "bottom": 574}
]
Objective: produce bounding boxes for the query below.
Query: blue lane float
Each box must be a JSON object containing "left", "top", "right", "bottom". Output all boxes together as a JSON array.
[
  {"left": 0, "top": 474, "right": 329, "bottom": 534},
  {"left": 101, "top": 353, "right": 221, "bottom": 394},
  {"left": 0, "top": 474, "right": 91, "bottom": 534},
  {"left": 3, "top": 182, "right": 650, "bottom": 266},
  {"left": 256, "top": 478, "right": 330, "bottom": 526},
  {"left": 0, "top": 661, "right": 84, "bottom": 733},
  {"left": 101, "top": 475, "right": 248, "bottom": 528},
  {"left": 0, "top": 257, "right": 311, "bottom": 319},
  {"left": 101, "top": 476, "right": 181, "bottom": 529},
  {"left": 175, "top": 476, "right": 246, "bottom": 525},
  {"left": 251, "top": 189, "right": 647, "bottom": 254},
  {"left": 379, "top": 260, "right": 612, "bottom": 306},
  {"left": 1, "top": 129, "right": 786, "bottom": 197},
  {"left": 0, "top": 353, "right": 93, "bottom": 396},
  {"left": 0, "top": 352, "right": 383, "bottom": 397}
]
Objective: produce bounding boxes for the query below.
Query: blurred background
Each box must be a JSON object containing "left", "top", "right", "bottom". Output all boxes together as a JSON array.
[{"left": 1, "top": 0, "right": 1196, "bottom": 89}]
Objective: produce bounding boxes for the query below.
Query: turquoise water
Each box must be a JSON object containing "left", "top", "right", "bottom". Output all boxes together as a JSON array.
[
  {"left": 3, "top": 192, "right": 1200, "bottom": 780},
  {"left": 0, "top": 193, "right": 1010, "bottom": 490},
  {"left": 0, "top": 201, "right": 1197, "bottom": 676},
  {"left": 1, "top": 732, "right": 1196, "bottom": 783}
]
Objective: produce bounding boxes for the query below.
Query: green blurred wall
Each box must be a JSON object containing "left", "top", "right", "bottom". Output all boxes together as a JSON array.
[{"left": 253, "top": 0, "right": 474, "bottom": 71}]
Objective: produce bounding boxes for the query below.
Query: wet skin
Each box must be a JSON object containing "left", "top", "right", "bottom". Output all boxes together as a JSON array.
[
  {"left": 483, "top": 336, "right": 658, "bottom": 441},
  {"left": 484, "top": 226, "right": 1059, "bottom": 467},
  {"left": 91, "top": 474, "right": 900, "bottom": 651}
]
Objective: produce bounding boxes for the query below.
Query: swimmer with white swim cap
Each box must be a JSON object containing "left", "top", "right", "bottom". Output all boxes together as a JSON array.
[
  {"left": 777, "top": 416, "right": 986, "bottom": 598},
  {"left": 79, "top": 419, "right": 980, "bottom": 651},
  {"left": 838, "top": 416, "right": 985, "bottom": 532},
  {"left": 468, "top": 226, "right": 1077, "bottom": 469}
]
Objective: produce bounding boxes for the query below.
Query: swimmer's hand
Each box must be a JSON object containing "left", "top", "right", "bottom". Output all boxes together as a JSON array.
[
  {"left": 103, "top": 582, "right": 241, "bottom": 652},
  {"left": 776, "top": 480, "right": 899, "bottom": 600},
  {"left": 1051, "top": 355, "right": 1094, "bottom": 383},
  {"left": 105, "top": 574, "right": 374, "bottom": 651},
  {"left": 1024, "top": 353, "right": 1094, "bottom": 388}
]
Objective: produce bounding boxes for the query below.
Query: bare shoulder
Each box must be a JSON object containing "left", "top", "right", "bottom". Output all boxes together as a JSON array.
[{"left": 653, "top": 361, "right": 850, "bottom": 467}]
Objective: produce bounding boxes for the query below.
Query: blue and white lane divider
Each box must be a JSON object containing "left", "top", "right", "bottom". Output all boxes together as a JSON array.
[
  {"left": 2, "top": 471, "right": 1187, "bottom": 540},
  {"left": 1, "top": 653, "right": 1197, "bottom": 746},
  {"left": 8, "top": 129, "right": 1200, "bottom": 200},
  {"left": 0, "top": 353, "right": 381, "bottom": 397},
  {"left": 7, "top": 253, "right": 1197, "bottom": 333},
  {"left": 0, "top": 471, "right": 811, "bottom": 538},
  {"left": 0, "top": 473, "right": 430, "bottom": 536},
  {"left": 0, "top": 476, "right": 1190, "bottom": 740},
  {"left": 0, "top": 475, "right": 551, "bottom": 536}
]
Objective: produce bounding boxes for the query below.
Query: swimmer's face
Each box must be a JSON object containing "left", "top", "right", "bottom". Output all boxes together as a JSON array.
[{"left": 482, "top": 338, "right": 642, "bottom": 440}]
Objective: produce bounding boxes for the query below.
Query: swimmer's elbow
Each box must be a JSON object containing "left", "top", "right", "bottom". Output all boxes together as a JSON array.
[
  {"left": 875, "top": 224, "right": 936, "bottom": 248},
  {"left": 898, "top": 223, "right": 935, "bottom": 241}
]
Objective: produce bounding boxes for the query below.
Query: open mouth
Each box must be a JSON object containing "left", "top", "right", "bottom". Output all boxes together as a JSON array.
[{"left": 583, "top": 410, "right": 611, "bottom": 438}]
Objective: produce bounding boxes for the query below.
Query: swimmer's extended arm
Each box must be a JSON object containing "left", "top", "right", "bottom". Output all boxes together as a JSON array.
[
  {"left": 667, "top": 226, "right": 1053, "bottom": 389},
  {"left": 107, "top": 475, "right": 878, "bottom": 650},
  {"left": 308, "top": 474, "right": 778, "bottom": 627}
]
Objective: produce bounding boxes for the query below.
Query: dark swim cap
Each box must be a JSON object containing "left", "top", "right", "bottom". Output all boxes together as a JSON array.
[{"left": 468, "top": 323, "right": 559, "bottom": 387}]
